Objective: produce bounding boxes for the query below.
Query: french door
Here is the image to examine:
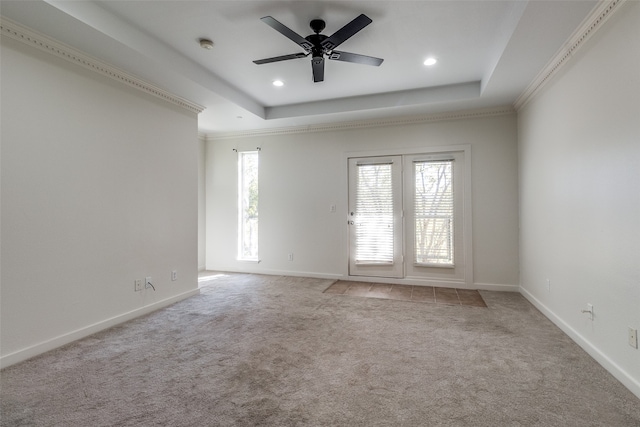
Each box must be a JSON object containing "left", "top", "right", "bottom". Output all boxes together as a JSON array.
[
  {"left": 348, "top": 151, "right": 467, "bottom": 284},
  {"left": 348, "top": 156, "right": 404, "bottom": 278}
]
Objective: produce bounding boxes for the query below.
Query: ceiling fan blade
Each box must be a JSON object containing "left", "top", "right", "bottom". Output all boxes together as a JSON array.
[
  {"left": 321, "top": 14, "right": 372, "bottom": 51},
  {"left": 253, "top": 52, "right": 308, "bottom": 65},
  {"left": 328, "top": 50, "right": 383, "bottom": 66},
  {"left": 260, "top": 16, "right": 313, "bottom": 52},
  {"left": 311, "top": 57, "right": 325, "bottom": 82}
]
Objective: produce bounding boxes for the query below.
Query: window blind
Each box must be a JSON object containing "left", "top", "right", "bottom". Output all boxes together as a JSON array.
[
  {"left": 414, "top": 160, "right": 454, "bottom": 266},
  {"left": 355, "top": 163, "right": 394, "bottom": 264}
]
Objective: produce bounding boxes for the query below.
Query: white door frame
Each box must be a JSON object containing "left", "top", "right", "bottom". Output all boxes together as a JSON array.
[{"left": 344, "top": 145, "right": 473, "bottom": 288}]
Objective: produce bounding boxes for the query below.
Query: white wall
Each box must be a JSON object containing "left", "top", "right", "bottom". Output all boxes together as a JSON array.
[
  {"left": 206, "top": 112, "right": 519, "bottom": 290},
  {"left": 0, "top": 36, "right": 199, "bottom": 367},
  {"left": 518, "top": 0, "right": 640, "bottom": 398}
]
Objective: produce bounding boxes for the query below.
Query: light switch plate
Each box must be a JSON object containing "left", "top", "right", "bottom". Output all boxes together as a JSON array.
[{"left": 629, "top": 328, "right": 638, "bottom": 349}]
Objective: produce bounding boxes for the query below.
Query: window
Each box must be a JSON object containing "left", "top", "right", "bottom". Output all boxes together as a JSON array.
[
  {"left": 355, "top": 162, "right": 394, "bottom": 264},
  {"left": 414, "top": 160, "right": 454, "bottom": 266},
  {"left": 238, "top": 151, "right": 259, "bottom": 260}
]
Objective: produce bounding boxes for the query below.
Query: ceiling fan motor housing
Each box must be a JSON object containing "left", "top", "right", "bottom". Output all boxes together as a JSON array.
[
  {"left": 306, "top": 33, "right": 329, "bottom": 58},
  {"left": 310, "top": 19, "right": 326, "bottom": 34}
]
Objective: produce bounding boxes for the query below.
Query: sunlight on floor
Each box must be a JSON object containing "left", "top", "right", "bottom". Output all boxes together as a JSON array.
[{"left": 197, "top": 271, "right": 230, "bottom": 287}]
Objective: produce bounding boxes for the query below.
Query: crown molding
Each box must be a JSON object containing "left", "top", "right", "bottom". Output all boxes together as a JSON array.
[
  {"left": 514, "top": 0, "right": 624, "bottom": 110},
  {"left": 206, "top": 106, "right": 515, "bottom": 141},
  {"left": 0, "top": 17, "right": 205, "bottom": 115}
]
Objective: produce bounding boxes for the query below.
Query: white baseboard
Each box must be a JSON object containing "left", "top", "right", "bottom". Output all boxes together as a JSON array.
[
  {"left": 212, "top": 267, "right": 344, "bottom": 281},
  {"left": 473, "top": 282, "right": 519, "bottom": 292},
  {"left": 519, "top": 286, "right": 640, "bottom": 400},
  {"left": 267, "top": 270, "right": 344, "bottom": 280},
  {"left": 0, "top": 288, "right": 200, "bottom": 369}
]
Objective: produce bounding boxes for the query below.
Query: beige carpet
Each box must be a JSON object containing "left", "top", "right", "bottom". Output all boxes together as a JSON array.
[{"left": 1, "top": 273, "right": 639, "bottom": 426}]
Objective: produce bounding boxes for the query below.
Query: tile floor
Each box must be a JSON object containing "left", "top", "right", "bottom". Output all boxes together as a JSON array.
[{"left": 324, "top": 280, "right": 487, "bottom": 307}]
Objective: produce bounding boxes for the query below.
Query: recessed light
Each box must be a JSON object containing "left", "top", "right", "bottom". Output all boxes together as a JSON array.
[
  {"left": 423, "top": 57, "right": 437, "bottom": 66},
  {"left": 272, "top": 80, "right": 284, "bottom": 87},
  {"left": 199, "top": 39, "right": 214, "bottom": 50}
]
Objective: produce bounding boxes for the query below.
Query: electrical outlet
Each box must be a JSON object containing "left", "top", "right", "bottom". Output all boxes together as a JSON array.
[
  {"left": 629, "top": 328, "right": 638, "bottom": 349},
  {"left": 134, "top": 279, "right": 143, "bottom": 292},
  {"left": 546, "top": 278, "right": 550, "bottom": 292},
  {"left": 145, "top": 277, "right": 152, "bottom": 288},
  {"left": 171, "top": 270, "right": 177, "bottom": 281},
  {"left": 288, "top": 253, "right": 294, "bottom": 261},
  {"left": 582, "top": 303, "right": 594, "bottom": 320}
]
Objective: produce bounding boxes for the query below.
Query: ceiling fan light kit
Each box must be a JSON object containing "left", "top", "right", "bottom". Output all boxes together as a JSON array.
[{"left": 253, "top": 14, "right": 384, "bottom": 83}]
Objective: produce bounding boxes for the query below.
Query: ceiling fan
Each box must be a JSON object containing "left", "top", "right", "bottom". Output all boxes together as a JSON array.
[{"left": 253, "top": 14, "right": 384, "bottom": 83}]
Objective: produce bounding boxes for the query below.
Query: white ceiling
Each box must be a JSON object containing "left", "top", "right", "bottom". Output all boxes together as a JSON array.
[{"left": 1, "top": 0, "right": 598, "bottom": 135}]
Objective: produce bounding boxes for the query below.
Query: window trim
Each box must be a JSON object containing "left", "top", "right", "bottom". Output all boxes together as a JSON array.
[
  {"left": 237, "top": 150, "right": 259, "bottom": 262},
  {"left": 412, "top": 158, "right": 455, "bottom": 268},
  {"left": 354, "top": 161, "right": 396, "bottom": 265}
]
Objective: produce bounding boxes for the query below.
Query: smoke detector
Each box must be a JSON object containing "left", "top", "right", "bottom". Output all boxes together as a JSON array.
[{"left": 199, "top": 39, "right": 214, "bottom": 50}]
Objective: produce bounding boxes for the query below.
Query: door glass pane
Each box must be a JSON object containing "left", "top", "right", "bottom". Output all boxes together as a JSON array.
[
  {"left": 414, "top": 161, "right": 454, "bottom": 266},
  {"left": 356, "top": 163, "right": 393, "bottom": 264}
]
